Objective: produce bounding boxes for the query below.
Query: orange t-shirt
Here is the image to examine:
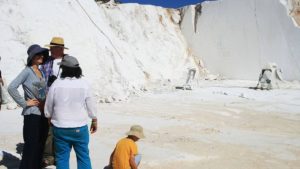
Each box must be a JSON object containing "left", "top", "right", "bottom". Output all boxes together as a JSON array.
[{"left": 112, "top": 137, "right": 138, "bottom": 169}]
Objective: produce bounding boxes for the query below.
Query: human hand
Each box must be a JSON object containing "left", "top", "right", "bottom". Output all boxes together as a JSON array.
[
  {"left": 90, "top": 119, "right": 97, "bottom": 134},
  {"left": 26, "top": 99, "right": 40, "bottom": 107}
]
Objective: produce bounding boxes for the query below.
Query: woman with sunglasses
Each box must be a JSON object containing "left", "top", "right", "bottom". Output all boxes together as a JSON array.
[{"left": 8, "top": 44, "right": 50, "bottom": 169}]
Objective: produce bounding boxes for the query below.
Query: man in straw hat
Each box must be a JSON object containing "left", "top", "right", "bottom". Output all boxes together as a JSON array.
[
  {"left": 40, "top": 36, "right": 69, "bottom": 167},
  {"left": 106, "top": 125, "right": 145, "bottom": 169},
  {"left": 42, "top": 36, "right": 69, "bottom": 89}
]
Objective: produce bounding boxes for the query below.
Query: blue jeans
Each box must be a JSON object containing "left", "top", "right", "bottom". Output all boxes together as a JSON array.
[{"left": 53, "top": 125, "right": 92, "bottom": 169}]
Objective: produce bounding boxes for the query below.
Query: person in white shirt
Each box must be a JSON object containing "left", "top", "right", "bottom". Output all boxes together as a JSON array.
[
  {"left": 41, "top": 36, "right": 69, "bottom": 167},
  {"left": 45, "top": 55, "right": 97, "bottom": 169}
]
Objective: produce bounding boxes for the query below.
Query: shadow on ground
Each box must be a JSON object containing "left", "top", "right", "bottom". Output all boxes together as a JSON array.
[
  {"left": 0, "top": 143, "right": 23, "bottom": 169},
  {"left": 15, "top": 143, "right": 23, "bottom": 156}
]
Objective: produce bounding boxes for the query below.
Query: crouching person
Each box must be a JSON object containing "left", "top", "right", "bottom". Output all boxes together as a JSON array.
[
  {"left": 106, "top": 125, "right": 145, "bottom": 169},
  {"left": 44, "top": 55, "right": 98, "bottom": 169}
]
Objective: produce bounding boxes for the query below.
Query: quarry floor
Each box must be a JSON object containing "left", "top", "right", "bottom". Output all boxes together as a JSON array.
[{"left": 1, "top": 82, "right": 300, "bottom": 169}]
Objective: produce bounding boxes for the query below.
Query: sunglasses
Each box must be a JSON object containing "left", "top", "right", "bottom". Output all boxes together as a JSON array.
[{"left": 34, "top": 54, "right": 44, "bottom": 58}]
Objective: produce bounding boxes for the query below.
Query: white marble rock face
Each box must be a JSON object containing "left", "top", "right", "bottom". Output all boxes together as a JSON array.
[{"left": 181, "top": 0, "right": 300, "bottom": 81}]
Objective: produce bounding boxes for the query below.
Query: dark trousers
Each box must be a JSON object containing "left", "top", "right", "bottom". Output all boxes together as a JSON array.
[{"left": 19, "top": 114, "right": 49, "bottom": 169}]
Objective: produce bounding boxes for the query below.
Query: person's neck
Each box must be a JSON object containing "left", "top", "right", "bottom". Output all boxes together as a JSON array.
[
  {"left": 31, "top": 64, "right": 39, "bottom": 70},
  {"left": 53, "top": 54, "right": 64, "bottom": 60},
  {"left": 127, "top": 136, "right": 138, "bottom": 142}
]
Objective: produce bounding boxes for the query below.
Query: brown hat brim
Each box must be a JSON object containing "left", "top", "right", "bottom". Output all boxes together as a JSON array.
[{"left": 45, "top": 44, "right": 69, "bottom": 50}]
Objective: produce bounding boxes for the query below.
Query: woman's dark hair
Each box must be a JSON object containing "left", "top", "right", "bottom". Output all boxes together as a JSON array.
[
  {"left": 60, "top": 65, "right": 82, "bottom": 78},
  {"left": 27, "top": 55, "right": 40, "bottom": 67},
  {"left": 26, "top": 60, "right": 33, "bottom": 67}
]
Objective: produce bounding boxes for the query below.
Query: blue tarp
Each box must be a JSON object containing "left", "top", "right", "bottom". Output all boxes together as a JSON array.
[{"left": 119, "top": 0, "right": 217, "bottom": 8}]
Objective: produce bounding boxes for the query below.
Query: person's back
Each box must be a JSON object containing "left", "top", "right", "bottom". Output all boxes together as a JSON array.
[
  {"left": 48, "top": 77, "right": 93, "bottom": 128},
  {"left": 112, "top": 137, "right": 138, "bottom": 169},
  {"left": 44, "top": 55, "right": 97, "bottom": 169},
  {"left": 107, "top": 125, "right": 145, "bottom": 169}
]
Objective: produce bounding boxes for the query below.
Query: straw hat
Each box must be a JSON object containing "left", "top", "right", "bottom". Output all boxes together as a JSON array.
[
  {"left": 45, "top": 37, "right": 69, "bottom": 49},
  {"left": 126, "top": 125, "right": 145, "bottom": 139}
]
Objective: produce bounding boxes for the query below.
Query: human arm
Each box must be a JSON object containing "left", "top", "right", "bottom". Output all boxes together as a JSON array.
[
  {"left": 44, "top": 85, "right": 55, "bottom": 118},
  {"left": 90, "top": 118, "right": 97, "bottom": 134},
  {"left": 86, "top": 86, "right": 98, "bottom": 133},
  {"left": 108, "top": 148, "right": 115, "bottom": 166},
  {"left": 86, "top": 86, "right": 97, "bottom": 119},
  {"left": 129, "top": 143, "right": 139, "bottom": 169},
  {"left": 8, "top": 68, "right": 39, "bottom": 108},
  {"left": 129, "top": 154, "right": 138, "bottom": 169}
]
